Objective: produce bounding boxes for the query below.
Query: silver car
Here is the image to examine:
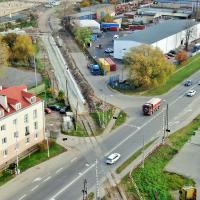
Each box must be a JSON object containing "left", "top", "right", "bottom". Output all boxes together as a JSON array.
[{"left": 186, "top": 90, "right": 196, "bottom": 97}]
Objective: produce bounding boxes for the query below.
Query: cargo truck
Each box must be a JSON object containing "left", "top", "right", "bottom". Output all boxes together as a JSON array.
[
  {"left": 179, "top": 186, "right": 196, "bottom": 200},
  {"left": 143, "top": 98, "right": 161, "bottom": 115}
]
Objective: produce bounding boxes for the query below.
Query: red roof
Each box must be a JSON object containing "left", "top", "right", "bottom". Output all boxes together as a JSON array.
[{"left": 0, "top": 85, "right": 41, "bottom": 117}]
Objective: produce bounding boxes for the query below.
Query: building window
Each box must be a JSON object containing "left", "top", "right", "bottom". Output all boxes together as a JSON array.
[
  {"left": 33, "top": 109, "right": 37, "bottom": 119},
  {"left": 34, "top": 122, "right": 38, "bottom": 130},
  {"left": 2, "top": 137, "right": 7, "bottom": 144},
  {"left": 25, "top": 126, "right": 30, "bottom": 136},
  {"left": 16, "top": 103, "right": 21, "bottom": 110},
  {"left": 35, "top": 133, "right": 38, "bottom": 139},
  {"left": 3, "top": 149, "right": 8, "bottom": 157},
  {"left": 15, "top": 143, "right": 19, "bottom": 150},
  {"left": 14, "top": 131, "right": 19, "bottom": 138},
  {"left": 26, "top": 137, "right": 30, "bottom": 144},
  {"left": 13, "top": 119, "right": 17, "bottom": 125},
  {"left": 24, "top": 114, "right": 28, "bottom": 123},
  {"left": 1, "top": 124, "right": 6, "bottom": 131}
]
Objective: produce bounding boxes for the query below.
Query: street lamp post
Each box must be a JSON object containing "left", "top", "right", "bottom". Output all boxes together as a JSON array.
[{"left": 162, "top": 100, "right": 170, "bottom": 144}]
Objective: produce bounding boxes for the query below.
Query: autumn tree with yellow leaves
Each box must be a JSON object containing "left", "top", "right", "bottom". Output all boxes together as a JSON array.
[
  {"left": 0, "top": 35, "right": 9, "bottom": 67},
  {"left": 124, "top": 45, "right": 174, "bottom": 89}
]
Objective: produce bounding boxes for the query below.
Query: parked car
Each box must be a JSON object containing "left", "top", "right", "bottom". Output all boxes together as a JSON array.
[
  {"left": 167, "top": 50, "right": 176, "bottom": 57},
  {"left": 48, "top": 105, "right": 61, "bottom": 111},
  {"left": 59, "top": 106, "right": 70, "bottom": 114},
  {"left": 106, "top": 153, "right": 121, "bottom": 164},
  {"left": 184, "top": 80, "right": 193, "bottom": 86},
  {"left": 186, "top": 90, "right": 196, "bottom": 97},
  {"left": 44, "top": 108, "right": 52, "bottom": 114},
  {"left": 104, "top": 48, "right": 114, "bottom": 54}
]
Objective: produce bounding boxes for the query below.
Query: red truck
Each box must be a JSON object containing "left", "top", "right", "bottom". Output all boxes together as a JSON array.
[{"left": 143, "top": 98, "right": 161, "bottom": 115}]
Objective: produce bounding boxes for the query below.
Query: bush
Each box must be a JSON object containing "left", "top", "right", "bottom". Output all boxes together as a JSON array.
[
  {"left": 37, "top": 139, "right": 55, "bottom": 151},
  {"left": 175, "top": 50, "right": 188, "bottom": 64}
]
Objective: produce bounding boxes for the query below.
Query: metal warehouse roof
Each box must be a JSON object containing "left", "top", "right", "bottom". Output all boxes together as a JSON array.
[{"left": 118, "top": 19, "right": 198, "bottom": 44}]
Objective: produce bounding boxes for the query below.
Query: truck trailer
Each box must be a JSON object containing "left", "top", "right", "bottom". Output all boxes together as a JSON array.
[{"left": 143, "top": 98, "right": 161, "bottom": 115}]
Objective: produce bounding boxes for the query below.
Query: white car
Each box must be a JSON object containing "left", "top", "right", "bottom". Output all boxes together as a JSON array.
[
  {"left": 113, "top": 34, "right": 119, "bottom": 40},
  {"left": 106, "top": 153, "right": 121, "bottom": 164},
  {"left": 186, "top": 90, "right": 196, "bottom": 97}
]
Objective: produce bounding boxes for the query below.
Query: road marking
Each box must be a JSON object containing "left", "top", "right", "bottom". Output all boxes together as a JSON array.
[
  {"left": 56, "top": 167, "right": 63, "bottom": 174},
  {"left": 32, "top": 177, "right": 42, "bottom": 183},
  {"left": 51, "top": 163, "right": 95, "bottom": 199},
  {"left": 125, "top": 124, "right": 140, "bottom": 129},
  {"left": 70, "top": 157, "right": 77, "bottom": 163},
  {"left": 85, "top": 163, "right": 90, "bottom": 167},
  {"left": 43, "top": 176, "right": 52, "bottom": 182},
  {"left": 18, "top": 194, "right": 26, "bottom": 200},
  {"left": 78, "top": 172, "right": 82, "bottom": 176},
  {"left": 31, "top": 185, "right": 39, "bottom": 192}
]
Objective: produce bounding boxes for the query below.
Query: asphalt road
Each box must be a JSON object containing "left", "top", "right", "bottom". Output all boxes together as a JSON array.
[{"left": 2, "top": 70, "right": 200, "bottom": 200}]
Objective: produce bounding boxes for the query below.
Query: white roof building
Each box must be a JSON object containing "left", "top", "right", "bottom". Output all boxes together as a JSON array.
[
  {"left": 114, "top": 19, "right": 200, "bottom": 59},
  {"left": 74, "top": 19, "right": 100, "bottom": 30}
]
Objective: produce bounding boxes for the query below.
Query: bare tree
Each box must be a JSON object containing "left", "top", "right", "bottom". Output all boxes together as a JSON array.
[{"left": 184, "top": 20, "right": 195, "bottom": 51}]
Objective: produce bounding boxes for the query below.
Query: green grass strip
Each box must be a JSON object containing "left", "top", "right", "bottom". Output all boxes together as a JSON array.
[
  {"left": 121, "top": 115, "right": 200, "bottom": 200},
  {"left": 113, "top": 111, "right": 127, "bottom": 129},
  {"left": 116, "top": 138, "right": 156, "bottom": 174}
]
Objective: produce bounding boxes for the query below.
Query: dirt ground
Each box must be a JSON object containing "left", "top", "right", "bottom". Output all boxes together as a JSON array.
[{"left": 0, "top": 0, "right": 47, "bottom": 17}]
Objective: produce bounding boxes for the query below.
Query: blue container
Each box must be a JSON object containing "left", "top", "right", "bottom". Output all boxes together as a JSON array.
[{"left": 101, "top": 23, "right": 119, "bottom": 29}]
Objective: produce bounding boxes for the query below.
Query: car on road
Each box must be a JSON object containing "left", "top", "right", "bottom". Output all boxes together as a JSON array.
[
  {"left": 44, "top": 108, "right": 52, "bottom": 114},
  {"left": 48, "top": 105, "right": 61, "bottom": 111},
  {"left": 112, "top": 35, "right": 119, "bottom": 40},
  {"left": 106, "top": 153, "right": 121, "bottom": 164},
  {"left": 186, "top": 90, "right": 196, "bottom": 97},
  {"left": 104, "top": 48, "right": 114, "bottom": 54},
  {"left": 184, "top": 80, "right": 193, "bottom": 86}
]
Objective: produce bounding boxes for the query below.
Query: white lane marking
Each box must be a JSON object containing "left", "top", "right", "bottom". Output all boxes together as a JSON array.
[
  {"left": 32, "top": 177, "right": 42, "bottom": 183},
  {"left": 31, "top": 185, "right": 39, "bottom": 192},
  {"left": 70, "top": 157, "right": 77, "bottom": 163},
  {"left": 105, "top": 109, "right": 164, "bottom": 156},
  {"left": 18, "top": 194, "right": 26, "bottom": 200},
  {"left": 78, "top": 172, "right": 82, "bottom": 176},
  {"left": 56, "top": 167, "right": 63, "bottom": 174},
  {"left": 51, "top": 163, "right": 95, "bottom": 199},
  {"left": 125, "top": 124, "right": 140, "bottom": 129},
  {"left": 43, "top": 176, "right": 52, "bottom": 182}
]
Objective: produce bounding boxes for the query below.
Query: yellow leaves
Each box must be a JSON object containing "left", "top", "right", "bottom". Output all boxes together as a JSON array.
[
  {"left": 124, "top": 44, "right": 175, "bottom": 89},
  {"left": 0, "top": 39, "right": 9, "bottom": 67},
  {"left": 12, "top": 35, "right": 35, "bottom": 62}
]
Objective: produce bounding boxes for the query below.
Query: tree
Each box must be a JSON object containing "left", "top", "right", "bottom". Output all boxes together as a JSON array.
[
  {"left": 3, "top": 33, "right": 17, "bottom": 48},
  {"left": 79, "top": 0, "right": 91, "bottom": 7},
  {"left": 57, "top": 90, "right": 65, "bottom": 102},
  {"left": 184, "top": 21, "right": 195, "bottom": 51},
  {"left": 175, "top": 50, "right": 188, "bottom": 64},
  {"left": 101, "top": 14, "right": 114, "bottom": 23},
  {"left": 0, "top": 36, "right": 9, "bottom": 67},
  {"left": 74, "top": 27, "right": 92, "bottom": 46},
  {"left": 12, "top": 35, "right": 35, "bottom": 64},
  {"left": 124, "top": 45, "right": 174, "bottom": 89}
]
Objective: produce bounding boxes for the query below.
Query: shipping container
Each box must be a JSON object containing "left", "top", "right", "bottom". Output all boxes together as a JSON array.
[
  {"left": 98, "top": 58, "right": 110, "bottom": 72},
  {"left": 109, "top": 27, "right": 119, "bottom": 31},
  {"left": 105, "top": 57, "right": 116, "bottom": 71},
  {"left": 129, "top": 25, "right": 145, "bottom": 30},
  {"left": 101, "top": 22, "right": 119, "bottom": 29}
]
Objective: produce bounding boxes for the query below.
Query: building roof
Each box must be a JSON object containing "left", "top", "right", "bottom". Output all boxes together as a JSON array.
[
  {"left": 118, "top": 19, "right": 198, "bottom": 44},
  {"left": 0, "top": 85, "right": 41, "bottom": 118}
]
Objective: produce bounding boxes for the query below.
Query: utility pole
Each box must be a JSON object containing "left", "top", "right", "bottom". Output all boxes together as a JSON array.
[
  {"left": 82, "top": 179, "right": 87, "bottom": 200},
  {"left": 33, "top": 56, "right": 38, "bottom": 94},
  {"left": 162, "top": 105, "right": 166, "bottom": 144},
  {"left": 96, "top": 159, "right": 100, "bottom": 200}
]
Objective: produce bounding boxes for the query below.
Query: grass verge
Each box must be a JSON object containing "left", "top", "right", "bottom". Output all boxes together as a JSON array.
[
  {"left": 91, "top": 109, "right": 113, "bottom": 128},
  {"left": 116, "top": 138, "right": 156, "bottom": 174},
  {"left": 144, "top": 54, "right": 200, "bottom": 96},
  {"left": 121, "top": 115, "right": 200, "bottom": 200},
  {"left": 0, "top": 142, "right": 65, "bottom": 186},
  {"left": 113, "top": 111, "right": 127, "bottom": 129},
  {"left": 61, "top": 123, "right": 87, "bottom": 137}
]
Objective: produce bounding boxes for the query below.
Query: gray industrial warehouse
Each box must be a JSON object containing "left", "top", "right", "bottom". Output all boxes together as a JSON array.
[{"left": 114, "top": 19, "right": 200, "bottom": 59}]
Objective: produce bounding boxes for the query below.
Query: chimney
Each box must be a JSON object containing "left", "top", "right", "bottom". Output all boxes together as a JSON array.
[
  {"left": 0, "top": 86, "right": 2, "bottom": 91},
  {"left": 0, "top": 95, "right": 10, "bottom": 112}
]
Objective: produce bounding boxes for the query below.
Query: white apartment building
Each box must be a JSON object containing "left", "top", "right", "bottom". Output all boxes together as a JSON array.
[{"left": 0, "top": 85, "right": 45, "bottom": 169}]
